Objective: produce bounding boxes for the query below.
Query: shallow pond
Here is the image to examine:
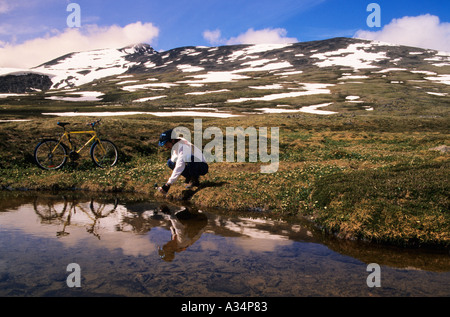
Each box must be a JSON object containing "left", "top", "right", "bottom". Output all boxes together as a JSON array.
[{"left": 0, "top": 191, "right": 449, "bottom": 297}]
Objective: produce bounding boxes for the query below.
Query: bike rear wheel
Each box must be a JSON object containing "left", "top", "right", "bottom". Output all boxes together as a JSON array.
[
  {"left": 34, "top": 139, "right": 68, "bottom": 170},
  {"left": 90, "top": 139, "right": 118, "bottom": 168}
]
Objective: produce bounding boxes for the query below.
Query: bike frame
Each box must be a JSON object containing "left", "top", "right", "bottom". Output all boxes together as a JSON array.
[{"left": 53, "top": 129, "right": 106, "bottom": 156}]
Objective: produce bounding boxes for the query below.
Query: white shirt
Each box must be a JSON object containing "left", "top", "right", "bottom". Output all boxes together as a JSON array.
[{"left": 167, "top": 138, "right": 206, "bottom": 185}]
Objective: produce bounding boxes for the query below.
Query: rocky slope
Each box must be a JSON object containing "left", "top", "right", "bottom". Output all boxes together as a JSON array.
[{"left": 0, "top": 37, "right": 448, "bottom": 116}]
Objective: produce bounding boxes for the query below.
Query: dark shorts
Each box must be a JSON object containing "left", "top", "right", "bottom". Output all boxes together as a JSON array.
[{"left": 167, "top": 156, "right": 208, "bottom": 180}]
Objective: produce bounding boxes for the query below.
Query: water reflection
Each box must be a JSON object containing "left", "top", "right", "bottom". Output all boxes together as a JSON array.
[
  {"left": 0, "top": 191, "right": 449, "bottom": 297},
  {"left": 33, "top": 195, "right": 119, "bottom": 239},
  {"left": 1, "top": 191, "right": 449, "bottom": 270},
  {"left": 157, "top": 206, "right": 208, "bottom": 262},
  {"left": 24, "top": 192, "right": 296, "bottom": 260},
  {"left": 30, "top": 193, "right": 210, "bottom": 259}
]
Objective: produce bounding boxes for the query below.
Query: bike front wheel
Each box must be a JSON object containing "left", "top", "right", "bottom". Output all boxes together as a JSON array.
[
  {"left": 90, "top": 139, "right": 118, "bottom": 168},
  {"left": 34, "top": 139, "right": 68, "bottom": 170}
]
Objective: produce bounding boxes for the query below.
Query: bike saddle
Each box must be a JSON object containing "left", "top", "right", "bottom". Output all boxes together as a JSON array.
[{"left": 57, "top": 122, "right": 70, "bottom": 127}]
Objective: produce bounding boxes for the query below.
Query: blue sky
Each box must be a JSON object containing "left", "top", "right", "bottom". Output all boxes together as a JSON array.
[{"left": 1, "top": 0, "right": 450, "bottom": 67}]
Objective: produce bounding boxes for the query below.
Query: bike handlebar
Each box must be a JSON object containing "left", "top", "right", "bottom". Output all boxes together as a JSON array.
[{"left": 86, "top": 119, "right": 101, "bottom": 128}]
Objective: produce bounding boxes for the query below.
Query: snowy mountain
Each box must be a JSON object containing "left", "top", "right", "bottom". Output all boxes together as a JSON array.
[
  {"left": 0, "top": 37, "right": 449, "bottom": 116},
  {"left": 0, "top": 44, "right": 156, "bottom": 92},
  {"left": 35, "top": 44, "right": 157, "bottom": 90}
]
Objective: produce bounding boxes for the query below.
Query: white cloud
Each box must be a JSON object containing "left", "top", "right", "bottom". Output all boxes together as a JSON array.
[
  {"left": 203, "top": 29, "right": 222, "bottom": 45},
  {"left": 0, "top": 22, "right": 159, "bottom": 68},
  {"left": 227, "top": 28, "right": 298, "bottom": 45},
  {"left": 203, "top": 28, "right": 298, "bottom": 46},
  {"left": 355, "top": 14, "right": 450, "bottom": 52}
]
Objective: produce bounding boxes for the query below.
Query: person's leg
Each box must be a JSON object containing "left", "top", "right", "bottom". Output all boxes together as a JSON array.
[
  {"left": 185, "top": 157, "right": 208, "bottom": 187},
  {"left": 198, "top": 162, "right": 208, "bottom": 176}
]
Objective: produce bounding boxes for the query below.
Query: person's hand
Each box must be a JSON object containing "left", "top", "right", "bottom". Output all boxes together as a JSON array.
[{"left": 158, "top": 184, "right": 170, "bottom": 195}]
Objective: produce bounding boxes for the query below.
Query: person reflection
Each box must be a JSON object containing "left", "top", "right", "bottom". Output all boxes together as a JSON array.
[{"left": 158, "top": 205, "right": 207, "bottom": 262}]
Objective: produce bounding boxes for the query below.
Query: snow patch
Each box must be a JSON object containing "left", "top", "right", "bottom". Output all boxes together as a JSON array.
[
  {"left": 234, "top": 61, "right": 293, "bottom": 73},
  {"left": 228, "top": 43, "right": 292, "bottom": 61},
  {"left": 0, "top": 93, "right": 28, "bottom": 98},
  {"left": 43, "top": 111, "right": 241, "bottom": 118},
  {"left": 256, "top": 103, "right": 336, "bottom": 115},
  {"left": 178, "top": 71, "right": 250, "bottom": 84},
  {"left": 249, "top": 84, "right": 284, "bottom": 90},
  {"left": 185, "top": 89, "right": 229, "bottom": 95},
  {"left": 241, "top": 58, "right": 278, "bottom": 67},
  {"left": 425, "top": 74, "right": 450, "bottom": 85},
  {"left": 411, "top": 70, "right": 437, "bottom": 76},
  {"left": 299, "top": 103, "right": 337, "bottom": 115},
  {"left": 34, "top": 48, "right": 138, "bottom": 89},
  {"left": 376, "top": 68, "right": 408, "bottom": 73},
  {"left": 339, "top": 74, "right": 369, "bottom": 80},
  {"left": 227, "top": 83, "right": 333, "bottom": 103},
  {"left": 177, "top": 64, "right": 205, "bottom": 72},
  {"left": 426, "top": 92, "right": 448, "bottom": 96},
  {"left": 312, "top": 43, "right": 388, "bottom": 70},
  {"left": 133, "top": 96, "right": 167, "bottom": 102},
  {"left": 122, "top": 83, "right": 178, "bottom": 91},
  {"left": 116, "top": 80, "right": 139, "bottom": 85}
]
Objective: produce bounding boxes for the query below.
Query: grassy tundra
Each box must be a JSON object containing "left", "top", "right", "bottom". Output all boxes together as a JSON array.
[{"left": 0, "top": 111, "right": 448, "bottom": 249}]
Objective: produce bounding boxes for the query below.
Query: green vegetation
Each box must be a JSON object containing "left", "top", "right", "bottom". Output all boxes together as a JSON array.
[
  {"left": 0, "top": 47, "right": 449, "bottom": 248},
  {"left": 0, "top": 111, "right": 448, "bottom": 249}
]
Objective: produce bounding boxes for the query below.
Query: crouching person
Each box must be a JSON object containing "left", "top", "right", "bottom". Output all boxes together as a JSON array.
[{"left": 158, "top": 129, "right": 208, "bottom": 195}]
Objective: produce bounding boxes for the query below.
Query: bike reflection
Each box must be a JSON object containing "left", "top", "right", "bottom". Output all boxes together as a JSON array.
[
  {"left": 33, "top": 194, "right": 118, "bottom": 239},
  {"left": 32, "top": 194, "right": 207, "bottom": 261}
]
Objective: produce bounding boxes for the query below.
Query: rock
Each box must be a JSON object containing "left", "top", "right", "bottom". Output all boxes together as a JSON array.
[{"left": 0, "top": 73, "right": 52, "bottom": 93}]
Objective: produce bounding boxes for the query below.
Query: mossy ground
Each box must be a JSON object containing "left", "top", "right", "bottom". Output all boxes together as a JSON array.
[{"left": 0, "top": 112, "right": 448, "bottom": 248}]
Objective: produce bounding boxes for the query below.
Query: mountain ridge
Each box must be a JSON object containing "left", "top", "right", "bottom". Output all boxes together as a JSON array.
[
  {"left": 0, "top": 37, "right": 448, "bottom": 118},
  {"left": 2, "top": 37, "right": 449, "bottom": 92}
]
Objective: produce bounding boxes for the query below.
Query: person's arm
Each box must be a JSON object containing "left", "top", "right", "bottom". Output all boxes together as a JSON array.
[
  {"left": 159, "top": 143, "right": 186, "bottom": 194},
  {"left": 167, "top": 145, "right": 186, "bottom": 185}
]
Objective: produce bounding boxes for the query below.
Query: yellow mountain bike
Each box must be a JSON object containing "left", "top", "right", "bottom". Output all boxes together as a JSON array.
[{"left": 34, "top": 120, "right": 118, "bottom": 170}]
